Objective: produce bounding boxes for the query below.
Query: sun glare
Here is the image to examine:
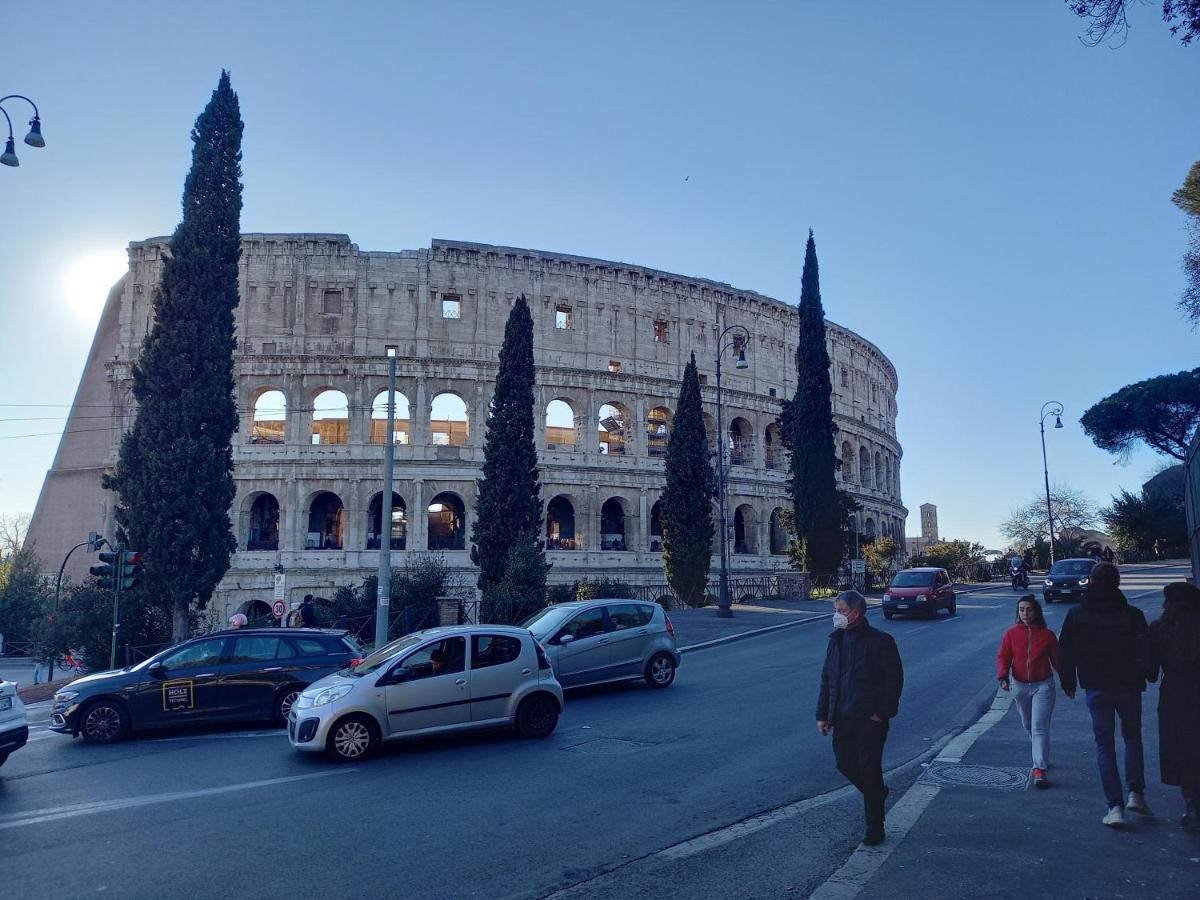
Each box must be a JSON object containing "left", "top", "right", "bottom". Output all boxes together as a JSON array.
[{"left": 62, "top": 248, "right": 129, "bottom": 323}]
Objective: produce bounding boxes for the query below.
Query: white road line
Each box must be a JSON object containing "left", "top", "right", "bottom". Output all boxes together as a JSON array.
[
  {"left": 0, "top": 770, "right": 356, "bottom": 831},
  {"left": 807, "top": 688, "right": 1013, "bottom": 900}
]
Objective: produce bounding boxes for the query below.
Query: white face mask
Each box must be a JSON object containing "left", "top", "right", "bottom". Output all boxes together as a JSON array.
[{"left": 832, "top": 612, "right": 849, "bottom": 629}]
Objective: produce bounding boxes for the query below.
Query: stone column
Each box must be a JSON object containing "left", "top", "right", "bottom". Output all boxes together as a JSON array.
[
  {"left": 411, "top": 479, "right": 426, "bottom": 551},
  {"left": 345, "top": 478, "right": 364, "bottom": 551},
  {"left": 637, "top": 488, "right": 648, "bottom": 556},
  {"left": 584, "top": 388, "right": 598, "bottom": 463},
  {"left": 632, "top": 396, "right": 647, "bottom": 460},
  {"left": 288, "top": 478, "right": 305, "bottom": 552},
  {"left": 413, "top": 376, "right": 429, "bottom": 455},
  {"left": 349, "top": 375, "right": 368, "bottom": 445}
]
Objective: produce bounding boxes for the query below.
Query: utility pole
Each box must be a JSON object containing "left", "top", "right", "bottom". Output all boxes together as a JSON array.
[
  {"left": 1040, "top": 401, "right": 1064, "bottom": 566},
  {"left": 714, "top": 324, "right": 750, "bottom": 618}
]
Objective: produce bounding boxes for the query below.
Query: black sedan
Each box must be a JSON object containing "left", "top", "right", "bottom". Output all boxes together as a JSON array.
[
  {"left": 50, "top": 628, "right": 362, "bottom": 744},
  {"left": 1042, "top": 558, "right": 1097, "bottom": 604}
]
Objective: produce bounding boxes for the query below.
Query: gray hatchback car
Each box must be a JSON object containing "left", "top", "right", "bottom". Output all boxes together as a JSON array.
[{"left": 520, "top": 600, "right": 681, "bottom": 690}]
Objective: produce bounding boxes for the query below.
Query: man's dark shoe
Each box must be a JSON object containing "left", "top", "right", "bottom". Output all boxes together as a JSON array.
[{"left": 862, "top": 826, "right": 885, "bottom": 846}]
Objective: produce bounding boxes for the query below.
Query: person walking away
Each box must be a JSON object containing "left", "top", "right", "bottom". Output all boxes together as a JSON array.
[
  {"left": 817, "top": 590, "right": 904, "bottom": 846},
  {"left": 299, "top": 595, "right": 318, "bottom": 628},
  {"left": 997, "top": 595, "right": 1060, "bottom": 787},
  {"left": 1144, "top": 581, "right": 1200, "bottom": 833},
  {"left": 228, "top": 613, "right": 247, "bottom": 629},
  {"left": 1058, "top": 562, "right": 1151, "bottom": 828}
]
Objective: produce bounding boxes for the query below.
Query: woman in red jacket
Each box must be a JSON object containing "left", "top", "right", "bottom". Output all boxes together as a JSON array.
[{"left": 997, "top": 595, "right": 1061, "bottom": 788}]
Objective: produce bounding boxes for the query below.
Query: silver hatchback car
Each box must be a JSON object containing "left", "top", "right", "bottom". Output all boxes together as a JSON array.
[
  {"left": 288, "top": 625, "right": 564, "bottom": 762},
  {"left": 520, "top": 600, "right": 681, "bottom": 690}
]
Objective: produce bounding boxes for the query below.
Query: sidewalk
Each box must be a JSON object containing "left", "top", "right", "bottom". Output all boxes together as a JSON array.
[{"left": 854, "top": 677, "right": 1200, "bottom": 899}]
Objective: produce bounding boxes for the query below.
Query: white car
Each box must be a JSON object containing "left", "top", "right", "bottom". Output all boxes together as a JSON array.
[
  {"left": 289, "top": 625, "right": 564, "bottom": 762},
  {"left": 0, "top": 677, "right": 29, "bottom": 768}
]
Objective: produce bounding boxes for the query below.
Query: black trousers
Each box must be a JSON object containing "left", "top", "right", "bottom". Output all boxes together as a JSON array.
[{"left": 833, "top": 716, "right": 890, "bottom": 827}]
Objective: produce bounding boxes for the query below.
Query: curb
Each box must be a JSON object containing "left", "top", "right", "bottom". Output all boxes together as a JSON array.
[{"left": 679, "top": 613, "right": 829, "bottom": 653}]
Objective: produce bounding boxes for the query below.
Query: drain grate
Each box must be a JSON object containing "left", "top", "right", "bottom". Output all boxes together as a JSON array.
[
  {"left": 922, "top": 763, "right": 1029, "bottom": 791},
  {"left": 562, "top": 738, "right": 654, "bottom": 755}
]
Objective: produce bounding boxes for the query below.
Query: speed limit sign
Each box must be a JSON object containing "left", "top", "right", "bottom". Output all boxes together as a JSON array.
[{"left": 272, "top": 599, "right": 287, "bottom": 619}]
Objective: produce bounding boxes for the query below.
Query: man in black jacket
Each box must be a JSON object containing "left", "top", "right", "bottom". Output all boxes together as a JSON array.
[
  {"left": 1059, "top": 562, "right": 1151, "bottom": 828},
  {"left": 817, "top": 590, "right": 904, "bottom": 845}
]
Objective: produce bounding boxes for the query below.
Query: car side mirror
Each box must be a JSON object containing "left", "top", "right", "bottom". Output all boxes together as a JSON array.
[
  {"left": 385, "top": 665, "right": 412, "bottom": 685},
  {"left": 148, "top": 661, "right": 167, "bottom": 679},
  {"left": 557, "top": 633, "right": 575, "bottom": 645}
]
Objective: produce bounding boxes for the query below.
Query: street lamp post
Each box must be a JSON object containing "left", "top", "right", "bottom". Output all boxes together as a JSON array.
[
  {"left": 1040, "top": 401, "right": 1064, "bottom": 565},
  {"left": 714, "top": 324, "right": 750, "bottom": 618},
  {"left": 0, "top": 94, "right": 46, "bottom": 168},
  {"left": 375, "top": 346, "right": 398, "bottom": 649}
]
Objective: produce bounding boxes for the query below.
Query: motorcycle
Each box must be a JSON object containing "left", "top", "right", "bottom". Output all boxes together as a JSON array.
[{"left": 1010, "top": 563, "right": 1029, "bottom": 590}]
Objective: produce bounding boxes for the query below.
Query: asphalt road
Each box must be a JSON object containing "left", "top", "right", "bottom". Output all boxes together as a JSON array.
[{"left": 0, "top": 564, "right": 1185, "bottom": 900}]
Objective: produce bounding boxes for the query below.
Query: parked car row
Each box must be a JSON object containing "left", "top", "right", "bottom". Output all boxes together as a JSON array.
[
  {"left": 0, "top": 676, "right": 29, "bottom": 767},
  {"left": 43, "top": 599, "right": 680, "bottom": 764}
]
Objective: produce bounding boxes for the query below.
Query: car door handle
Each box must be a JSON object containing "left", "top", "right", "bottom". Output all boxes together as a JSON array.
[
  {"left": 455, "top": 678, "right": 466, "bottom": 687},
  {"left": 521, "top": 668, "right": 532, "bottom": 675},
  {"left": 262, "top": 666, "right": 282, "bottom": 672},
  {"left": 637, "top": 630, "right": 648, "bottom": 635},
  {"left": 597, "top": 638, "right": 610, "bottom": 645},
  {"left": 196, "top": 673, "right": 215, "bottom": 678}
]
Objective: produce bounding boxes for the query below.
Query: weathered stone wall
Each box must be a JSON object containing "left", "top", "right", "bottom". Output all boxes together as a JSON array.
[{"left": 29, "top": 234, "right": 907, "bottom": 619}]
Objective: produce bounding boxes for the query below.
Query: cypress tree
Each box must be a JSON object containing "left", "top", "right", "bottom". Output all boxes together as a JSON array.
[
  {"left": 788, "top": 231, "right": 844, "bottom": 574},
  {"left": 662, "top": 352, "right": 715, "bottom": 607},
  {"left": 471, "top": 294, "right": 543, "bottom": 592},
  {"left": 103, "top": 72, "right": 243, "bottom": 640}
]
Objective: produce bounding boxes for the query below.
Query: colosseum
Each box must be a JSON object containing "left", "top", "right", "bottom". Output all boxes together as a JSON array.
[{"left": 29, "top": 234, "right": 907, "bottom": 617}]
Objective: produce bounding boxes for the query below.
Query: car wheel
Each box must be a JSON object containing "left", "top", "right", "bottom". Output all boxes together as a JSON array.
[
  {"left": 80, "top": 699, "right": 130, "bottom": 745},
  {"left": 326, "top": 714, "right": 378, "bottom": 762},
  {"left": 645, "top": 652, "right": 677, "bottom": 689},
  {"left": 948, "top": 598, "right": 957, "bottom": 616},
  {"left": 883, "top": 609, "right": 893, "bottom": 620},
  {"left": 515, "top": 694, "right": 559, "bottom": 739},
  {"left": 274, "top": 686, "right": 303, "bottom": 724}
]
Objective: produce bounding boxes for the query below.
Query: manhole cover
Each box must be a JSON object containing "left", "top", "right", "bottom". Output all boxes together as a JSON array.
[
  {"left": 562, "top": 738, "right": 653, "bottom": 755},
  {"left": 923, "top": 763, "right": 1029, "bottom": 791}
]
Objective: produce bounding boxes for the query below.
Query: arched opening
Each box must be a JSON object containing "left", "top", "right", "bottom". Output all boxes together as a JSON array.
[
  {"left": 884, "top": 456, "right": 892, "bottom": 497},
  {"left": 546, "top": 495, "right": 578, "bottom": 550},
  {"left": 729, "top": 418, "right": 753, "bottom": 466},
  {"left": 765, "top": 423, "right": 782, "bottom": 470},
  {"left": 311, "top": 390, "right": 349, "bottom": 445},
  {"left": 734, "top": 505, "right": 755, "bottom": 554},
  {"left": 306, "top": 492, "right": 345, "bottom": 550},
  {"left": 770, "top": 507, "right": 788, "bottom": 555},
  {"left": 600, "top": 497, "right": 627, "bottom": 550},
  {"left": 427, "top": 492, "right": 465, "bottom": 550},
  {"left": 251, "top": 390, "right": 286, "bottom": 444},
  {"left": 545, "top": 399, "right": 577, "bottom": 449},
  {"left": 431, "top": 393, "right": 469, "bottom": 447},
  {"left": 367, "top": 492, "right": 406, "bottom": 550},
  {"left": 598, "top": 402, "right": 628, "bottom": 455},
  {"left": 864, "top": 517, "right": 877, "bottom": 541},
  {"left": 646, "top": 406, "right": 671, "bottom": 458},
  {"left": 859, "top": 446, "right": 872, "bottom": 488},
  {"left": 246, "top": 493, "right": 280, "bottom": 550},
  {"left": 370, "top": 391, "right": 411, "bottom": 444},
  {"left": 875, "top": 452, "right": 883, "bottom": 491},
  {"left": 702, "top": 412, "right": 717, "bottom": 450},
  {"left": 841, "top": 441, "right": 854, "bottom": 482},
  {"left": 650, "top": 499, "right": 664, "bottom": 552}
]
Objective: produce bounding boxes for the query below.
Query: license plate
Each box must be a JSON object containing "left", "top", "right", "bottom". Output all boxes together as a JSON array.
[
  {"left": 898, "top": 604, "right": 909, "bottom": 610},
  {"left": 0, "top": 697, "right": 11, "bottom": 711}
]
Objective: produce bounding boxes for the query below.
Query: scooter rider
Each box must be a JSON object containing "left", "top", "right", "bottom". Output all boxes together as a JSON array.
[{"left": 1010, "top": 555, "right": 1030, "bottom": 589}]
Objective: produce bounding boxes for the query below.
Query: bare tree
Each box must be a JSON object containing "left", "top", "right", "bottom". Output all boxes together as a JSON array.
[
  {"left": 1067, "top": 1, "right": 1200, "bottom": 47},
  {"left": 0, "top": 513, "right": 31, "bottom": 558},
  {"left": 1000, "top": 485, "right": 1099, "bottom": 548}
]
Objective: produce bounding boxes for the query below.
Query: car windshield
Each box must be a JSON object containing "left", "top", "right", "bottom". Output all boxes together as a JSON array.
[
  {"left": 1050, "top": 560, "right": 1094, "bottom": 576},
  {"left": 891, "top": 571, "right": 934, "bottom": 587},
  {"left": 519, "top": 606, "right": 572, "bottom": 635},
  {"left": 348, "top": 635, "right": 424, "bottom": 676}
]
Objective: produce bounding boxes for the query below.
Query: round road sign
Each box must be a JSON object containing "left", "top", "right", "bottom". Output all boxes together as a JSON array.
[{"left": 272, "top": 599, "right": 287, "bottom": 619}]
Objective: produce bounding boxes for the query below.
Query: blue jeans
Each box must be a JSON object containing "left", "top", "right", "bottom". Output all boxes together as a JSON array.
[{"left": 1085, "top": 689, "right": 1145, "bottom": 808}]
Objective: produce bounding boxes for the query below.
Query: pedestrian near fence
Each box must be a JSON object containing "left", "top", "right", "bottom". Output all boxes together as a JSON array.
[
  {"left": 996, "top": 595, "right": 1059, "bottom": 788},
  {"left": 1058, "top": 562, "right": 1152, "bottom": 828},
  {"left": 816, "top": 590, "right": 904, "bottom": 846},
  {"left": 1144, "top": 581, "right": 1200, "bottom": 833}
]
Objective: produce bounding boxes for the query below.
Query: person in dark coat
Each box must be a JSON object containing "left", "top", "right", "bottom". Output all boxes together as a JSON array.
[
  {"left": 817, "top": 590, "right": 904, "bottom": 846},
  {"left": 299, "top": 594, "right": 318, "bottom": 628},
  {"left": 1144, "top": 581, "right": 1200, "bottom": 833},
  {"left": 1059, "top": 562, "right": 1151, "bottom": 828}
]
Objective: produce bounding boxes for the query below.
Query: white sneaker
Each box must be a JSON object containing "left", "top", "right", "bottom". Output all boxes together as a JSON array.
[
  {"left": 1126, "top": 791, "right": 1152, "bottom": 816},
  {"left": 1102, "top": 806, "right": 1126, "bottom": 828}
]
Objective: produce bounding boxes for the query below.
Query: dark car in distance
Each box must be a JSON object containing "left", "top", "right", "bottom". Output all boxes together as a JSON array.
[
  {"left": 882, "top": 567, "right": 957, "bottom": 619},
  {"left": 1042, "top": 558, "right": 1097, "bottom": 604},
  {"left": 50, "top": 628, "right": 362, "bottom": 744}
]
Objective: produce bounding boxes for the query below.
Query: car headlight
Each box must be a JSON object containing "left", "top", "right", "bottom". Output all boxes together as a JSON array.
[
  {"left": 1044, "top": 579, "right": 1053, "bottom": 587},
  {"left": 1078, "top": 577, "right": 1089, "bottom": 586},
  {"left": 54, "top": 690, "right": 79, "bottom": 703},
  {"left": 312, "top": 684, "right": 353, "bottom": 707}
]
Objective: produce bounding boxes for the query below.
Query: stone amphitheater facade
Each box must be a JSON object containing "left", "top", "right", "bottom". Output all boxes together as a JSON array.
[{"left": 29, "top": 234, "right": 907, "bottom": 617}]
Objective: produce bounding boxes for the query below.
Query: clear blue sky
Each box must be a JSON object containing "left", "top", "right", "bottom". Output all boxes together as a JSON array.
[{"left": 1, "top": 1, "right": 1196, "bottom": 550}]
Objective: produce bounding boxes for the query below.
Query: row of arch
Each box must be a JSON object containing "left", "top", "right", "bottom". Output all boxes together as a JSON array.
[
  {"left": 250, "top": 389, "right": 467, "bottom": 447},
  {"left": 840, "top": 440, "right": 900, "bottom": 498}
]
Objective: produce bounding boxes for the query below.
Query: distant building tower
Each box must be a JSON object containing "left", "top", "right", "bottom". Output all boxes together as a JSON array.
[{"left": 920, "top": 503, "right": 939, "bottom": 543}]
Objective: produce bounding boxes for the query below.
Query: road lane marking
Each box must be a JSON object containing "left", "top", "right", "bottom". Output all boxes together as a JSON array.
[{"left": 0, "top": 770, "right": 355, "bottom": 831}]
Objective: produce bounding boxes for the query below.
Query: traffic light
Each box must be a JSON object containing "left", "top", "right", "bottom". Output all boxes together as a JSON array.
[
  {"left": 119, "top": 550, "right": 142, "bottom": 591},
  {"left": 89, "top": 551, "right": 119, "bottom": 590}
]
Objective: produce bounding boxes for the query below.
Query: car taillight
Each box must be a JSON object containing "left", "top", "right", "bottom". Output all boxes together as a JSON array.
[
  {"left": 348, "top": 657, "right": 363, "bottom": 667},
  {"left": 535, "top": 642, "right": 552, "bottom": 671},
  {"left": 665, "top": 614, "right": 675, "bottom": 638}
]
